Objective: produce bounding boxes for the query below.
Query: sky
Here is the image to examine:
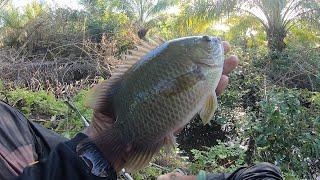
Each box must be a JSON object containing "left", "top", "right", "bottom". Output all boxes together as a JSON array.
[
  {"left": 12, "top": 0, "right": 84, "bottom": 10},
  {"left": 12, "top": 0, "right": 182, "bottom": 13}
]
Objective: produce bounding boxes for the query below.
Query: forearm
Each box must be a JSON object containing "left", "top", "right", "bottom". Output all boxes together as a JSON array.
[
  {"left": 158, "top": 163, "right": 282, "bottom": 180},
  {"left": 197, "top": 163, "right": 282, "bottom": 180}
]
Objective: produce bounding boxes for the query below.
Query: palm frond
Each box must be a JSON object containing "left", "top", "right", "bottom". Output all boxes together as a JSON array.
[
  {"left": 145, "top": 0, "right": 177, "bottom": 21},
  {"left": 183, "top": 0, "right": 238, "bottom": 23},
  {"left": 116, "top": 0, "right": 178, "bottom": 28}
]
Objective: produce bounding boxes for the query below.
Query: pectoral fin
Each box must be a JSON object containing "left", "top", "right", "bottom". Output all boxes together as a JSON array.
[
  {"left": 159, "top": 66, "right": 206, "bottom": 96},
  {"left": 199, "top": 92, "right": 218, "bottom": 124}
]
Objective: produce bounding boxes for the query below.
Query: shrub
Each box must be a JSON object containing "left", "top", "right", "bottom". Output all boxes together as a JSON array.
[
  {"left": 268, "top": 44, "right": 320, "bottom": 91},
  {"left": 4, "top": 88, "right": 67, "bottom": 116},
  {"left": 189, "top": 141, "right": 246, "bottom": 174},
  {"left": 244, "top": 89, "right": 320, "bottom": 179},
  {"left": 0, "top": 87, "right": 92, "bottom": 138}
]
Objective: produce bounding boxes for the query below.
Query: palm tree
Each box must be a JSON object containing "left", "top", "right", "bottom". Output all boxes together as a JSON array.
[
  {"left": 183, "top": 0, "right": 320, "bottom": 53},
  {"left": 0, "top": 1, "right": 45, "bottom": 47},
  {"left": 115, "top": 0, "right": 178, "bottom": 39},
  {"left": 244, "top": 0, "right": 320, "bottom": 53}
]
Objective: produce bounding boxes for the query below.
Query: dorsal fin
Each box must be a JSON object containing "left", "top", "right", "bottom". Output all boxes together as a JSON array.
[
  {"left": 125, "top": 36, "right": 164, "bottom": 60},
  {"left": 85, "top": 37, "right": 165, "bottom": 112},
  {"left": 150, "top": 36, "right": 165, "bottom": 45}
]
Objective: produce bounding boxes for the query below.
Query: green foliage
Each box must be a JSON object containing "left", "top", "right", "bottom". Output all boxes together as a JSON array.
[
  {"left": 189, "top": 141, "right": 246, "bottom": 174},
  {"left": 0, "top": 0, "right": 319, "bottom": 179},
  {"left": 288, "top": 21, "right": 320, "bottom": 45},
  {"left": 155, "top": 0, "right": 236, "bottom": 38},
  {"left": 112, "top": 0, "right": 178, "bottom": 38},
  {"left": 311, "top": 93, "right": 320, "bottom": 109},
  {"left": 5, "top": 88, "right": 67, "bottom": 116},
  {"left": 224, "top": 15, "right": 266, "bottom": 49},
  {"left": 81, "top": 0, "right": 178, "bottom": 39},
  {"left": 266, "top": 41, "right": 320, "bottom": 91},
  {"left": 0, "top": 1, "right": 135, "bottom": 56},
  {"left": 0, "top": 80, "right": 3, "bottom": 91},
  {"left": 56, "top": 89, "right": 93, "bottom": 138},
  {"left": 131, "top": 148, "right": 190, "bottom": 179},
  {"left": 180, "top": 0, "right": 237, "bottom": 23},
  {"left": 243, "top": 89, "right": 320, "bottom": 179},
  {"left": 132, "top": 166, "right": 165, "bottom": 180},
  {"left": 202, "top": 36, "right": 319, "bottom": 178},
  {"left": 1, "top": 87, "right": 92, "bottom": 138},
  {"left": 73, "top": 89, "right": 93, "bottom": 121},
  {"left": 80, "top": 0, "right": 112, "bottom": 15},
  {"left": 183, "top": 0, "right": 320, "bottom": 52},
  {"left": 85, "top": 9, "right": 130, "bottom": 42},
  {"left": 243, "top": 0, "right": 320, "bottom": 52},
  {"left": 0, "top": 1, "right": 45, "bottom": 47}
]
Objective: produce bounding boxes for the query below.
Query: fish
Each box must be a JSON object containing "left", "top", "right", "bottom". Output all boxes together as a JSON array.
[{"left": 78, "top": 36, "right": 225, "bottom": 172}]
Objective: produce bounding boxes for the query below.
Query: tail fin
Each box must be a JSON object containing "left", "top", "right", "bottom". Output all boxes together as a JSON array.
[{"left": 123, "top": 133, "right": 175, "bottom": 171}]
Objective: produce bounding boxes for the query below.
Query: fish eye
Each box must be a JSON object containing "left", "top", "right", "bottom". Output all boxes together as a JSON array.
[{"left": 202, "top": 36, "right": 211, "bottom": 42}]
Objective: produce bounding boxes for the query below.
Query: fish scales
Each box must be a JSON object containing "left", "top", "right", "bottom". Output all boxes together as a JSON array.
[
  {"left": 79, "top": 36, "right": 225, "bottom": 172},
  {"left": 116, "top": 38, "right": 222, "bottom": 140}
]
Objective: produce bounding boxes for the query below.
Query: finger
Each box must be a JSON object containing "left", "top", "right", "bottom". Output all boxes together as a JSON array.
[
  {"left": 223, "top": 41, "right": 230, "bottom": 53},
  {"left": 223, "top": 55, "right": 239, "bottom": 75},
  {"left": 157, "top": 172, "right": 182, "bottom": 180},
  {"left": 216, "top": 75, "right": 229, "bottom": 96},
  {"left": 157, "top": 174, "right": 170, "bottom": 180}
]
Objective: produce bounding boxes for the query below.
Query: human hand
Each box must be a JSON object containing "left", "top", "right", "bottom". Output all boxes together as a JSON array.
[
  {"left": 157, "top": 172, "right": 196, "bottom": 180},
  {"left": 216, "top": 41, "right": 239, "bottom": 95}
]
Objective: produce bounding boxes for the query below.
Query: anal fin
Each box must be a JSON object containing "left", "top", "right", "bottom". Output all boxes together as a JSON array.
[{"left": 124, "top": 140, "right": 164, "bottom": 172}]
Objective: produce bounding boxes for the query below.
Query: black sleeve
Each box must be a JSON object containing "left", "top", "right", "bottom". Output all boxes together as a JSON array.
[
  {"left": 205, "top": 162, "right": 283, "bottom": 180},
  {"left": 13, "top": 133, "right": 117, "bottom": 180}
]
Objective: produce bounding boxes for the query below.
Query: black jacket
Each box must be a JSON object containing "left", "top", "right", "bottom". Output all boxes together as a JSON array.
[{"left": 13, "top": 133, "right": 117, "bottom": 180}]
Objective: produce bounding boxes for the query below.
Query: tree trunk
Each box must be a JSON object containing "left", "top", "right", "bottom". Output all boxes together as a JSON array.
[
  {"left": 137, "top": 28, "right": 149, "bottom": 39},
  {"left": 267, "top": 27, "right": 287, "bottom": 55},
  {"left": 245, "top": 136, "right": 255, "bottom": 165}
]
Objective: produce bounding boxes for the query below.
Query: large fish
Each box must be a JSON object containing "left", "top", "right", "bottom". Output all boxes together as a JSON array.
[{"left": 80, "top": 36, "right": 224, "bottom": 172}]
